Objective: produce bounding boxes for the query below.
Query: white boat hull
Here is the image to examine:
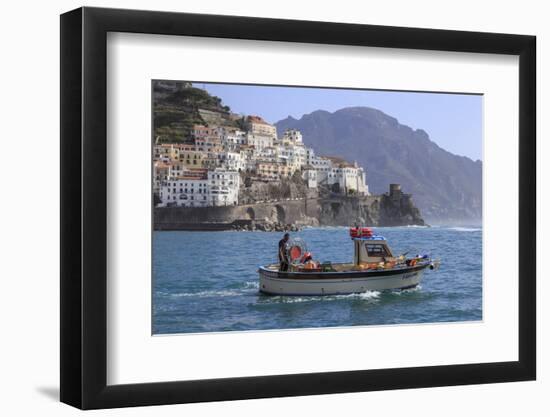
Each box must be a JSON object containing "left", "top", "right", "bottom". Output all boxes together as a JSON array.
[{"left": 259, "top": 265, "right": 426, "bottom": 296}]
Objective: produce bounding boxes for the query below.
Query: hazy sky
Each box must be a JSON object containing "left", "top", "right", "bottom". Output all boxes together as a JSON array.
[{"left": 194, "top": 82, "right": 483, "bottom": 161}]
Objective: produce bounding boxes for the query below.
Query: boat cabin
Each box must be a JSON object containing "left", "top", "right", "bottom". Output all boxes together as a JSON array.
[{"left": 350, "top": 227, "right": 394, "bottom": 264}]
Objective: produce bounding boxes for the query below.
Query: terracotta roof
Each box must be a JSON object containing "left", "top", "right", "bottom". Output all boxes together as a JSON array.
[
  {"left": 323, "top": 156, "right": 355, "bottom": 167},
  {"left": 323, "top": 156, "right": 346, "bottom": 163}
]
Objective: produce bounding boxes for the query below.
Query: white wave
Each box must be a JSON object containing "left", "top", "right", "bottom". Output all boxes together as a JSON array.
[
  {"left": 162, "top": 287, "right": 382, "bottom": 301},
  {"left": 391, "top": 285, "right": 422, "bottom": 295},
  {"left": 267, "top": 290, "right": 381, "bottom": 304},
  {"left": 275, "top": 297, "right": 315, "bottom": 304},
  {"left": 242, "top": 281, "right": 260, "bottom": 289},
  {"left": 169, "top": 289, "right": 242, "bottom": 298},
  {"left": 335, "top": 290, "right": 381, "bottom": 300},
  {"left": 448, "top": 227, "right": 481, "bottom": 232}
]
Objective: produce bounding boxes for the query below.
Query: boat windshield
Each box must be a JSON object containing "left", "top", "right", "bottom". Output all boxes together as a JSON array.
[{"left": 365, "top": 243, "right": 391, "bottom": 257}]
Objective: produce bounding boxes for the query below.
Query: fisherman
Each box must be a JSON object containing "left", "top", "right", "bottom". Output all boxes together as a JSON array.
[{"left": 278, "top": 233, "right": 290, "bottom": 272}]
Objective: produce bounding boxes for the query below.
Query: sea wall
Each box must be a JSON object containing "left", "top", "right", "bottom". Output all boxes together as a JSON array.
[
  {"left": 154, "top": 191, "right": 424, "bottom": 230},
  {"left": 154, "top": 198, "right": 320, "bottom": 230}
]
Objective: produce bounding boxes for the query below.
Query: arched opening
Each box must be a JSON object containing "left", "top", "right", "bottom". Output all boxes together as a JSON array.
[
  {"left": 246, "top": 207, "right": 255, "bottom": 220},
  {"left": 274, "top": 205, "right": 286, "bottom": 223}
]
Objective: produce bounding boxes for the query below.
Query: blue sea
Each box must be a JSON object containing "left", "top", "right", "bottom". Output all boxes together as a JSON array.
[{"left": 153, "top": 226, "right": 482, "bottom": 334}]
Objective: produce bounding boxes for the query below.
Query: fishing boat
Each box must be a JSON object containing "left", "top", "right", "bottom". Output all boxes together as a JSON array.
[{"left": 258, "top": 227, "right": 440, "bottom": 296}]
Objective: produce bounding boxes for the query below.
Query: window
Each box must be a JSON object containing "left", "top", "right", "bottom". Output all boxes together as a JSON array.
[{"left": 365, "top": 244, "right": 390, "bottom": 257}]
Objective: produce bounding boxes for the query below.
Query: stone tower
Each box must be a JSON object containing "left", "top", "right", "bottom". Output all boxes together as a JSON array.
[{"left": 389, "top": 184, "right": 402, "bottom": 202}]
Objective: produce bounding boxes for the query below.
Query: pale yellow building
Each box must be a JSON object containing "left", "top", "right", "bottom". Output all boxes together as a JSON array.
[
  {"left": 256, "top": 161, "right": 294, "bottom": 180},
  {"left": 154, "top": 144, "right": 181, "bottom": 162},
  {"left": 246, "top": 115, "right": 277, "bottom": 138},
  {"left": 179, "top": 149, "right": 207, "bottom": 168}
]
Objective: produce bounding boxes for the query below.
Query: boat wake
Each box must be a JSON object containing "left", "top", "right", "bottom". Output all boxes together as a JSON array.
[
  {"left": 159, "top": 289, "right": 243, "bottom": 298},
  {"left": 257, "top": 286, "right": 420, "bottom": 305},
  {"left": 158, "top": 283, "right": 418, "bottom": 302},
  {"left": 259, "top": 290, "right": 381, "bottom": 304},
  {"left": 158, "top": 281, "right": 261, "bottom": 299}
]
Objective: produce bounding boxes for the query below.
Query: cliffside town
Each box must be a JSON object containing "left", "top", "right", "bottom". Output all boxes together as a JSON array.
[
  {"left": 155, "top": 116, "right": 368, "bottom": 208},
  {"left": 153, "top": 81, "right": 424, "bottom": 229}
]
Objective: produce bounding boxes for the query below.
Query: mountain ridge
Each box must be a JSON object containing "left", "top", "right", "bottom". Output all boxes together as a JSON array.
[{"left": 275, "top": 106, "right": 482, "bottom": 223}]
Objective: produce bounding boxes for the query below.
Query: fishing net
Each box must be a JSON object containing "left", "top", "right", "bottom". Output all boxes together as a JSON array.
[{"left": 285, "top": 237, "right": 308, "bottom": 265}]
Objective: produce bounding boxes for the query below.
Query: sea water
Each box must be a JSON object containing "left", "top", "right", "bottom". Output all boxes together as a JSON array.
[{"left": 153, "top": 226, "right": 482, "bottom": 334}]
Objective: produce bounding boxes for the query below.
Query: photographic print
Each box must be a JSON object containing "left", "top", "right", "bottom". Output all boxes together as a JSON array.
[{"left": 152, "top": 81, "right": 482, "bottom": 335}]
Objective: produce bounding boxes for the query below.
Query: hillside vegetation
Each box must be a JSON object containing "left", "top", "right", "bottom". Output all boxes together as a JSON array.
[{"left": 153, "top": 81, "right": 239, "bottom": 143}]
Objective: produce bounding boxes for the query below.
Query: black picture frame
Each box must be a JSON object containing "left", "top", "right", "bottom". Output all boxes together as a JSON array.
[{"left": 60, "top": 6, "right": 536, "bottom": 410}]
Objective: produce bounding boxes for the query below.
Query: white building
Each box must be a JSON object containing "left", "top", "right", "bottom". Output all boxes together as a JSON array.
[
  {"left": 208, "top": 169, "right": 240, "bottom": 206},
  {"left": 281, "top": 129, "right": 303, "bottom": 145},
  {"left": 247, "top": 133, "right": 275, "bottom": 151},
  {"left": 222, "top": 130, "right": 247, "bottom": 150},
  {"left": 159, "top": 177, "right": 210, "bottom": 207},
  {"left": 256, "top": 146, "right": 278, "bottom": 162},
  {"left": 302, "top": 168, "right": 318, "bottom": 189},
  {"left": 306, "top": 148, "right": 317, "bottom": 165},
  {"left": 320, "top": 163, "right": 368, "bottom": 195},
  {"left": 159, "top": 168, "right": 241, "bottom": 207},
  {"left": 195, "top": 136, "right": 222, "bottom": 152},
  {"left": 277, "top": 143, "right": 307, "bottom": 170},
  {"left": 303, "top": 154, "right": 369, "bottom": 195},
  {"left": 309, "top": 156, "right": 334, "bottom": 184},
  {"left": 217, "top": 151, "right": 246, "bottom": 172},
  {"left": 338, "top": 164, "right": 368, "bottom": 195}
]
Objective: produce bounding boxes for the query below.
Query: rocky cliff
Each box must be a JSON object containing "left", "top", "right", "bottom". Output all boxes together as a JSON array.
[
  {"left": 154, "top": 185, "right": 424, "bottom": 231},
  {"left": 318, "top": 194, "right": 424, "bottom": 227}
]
